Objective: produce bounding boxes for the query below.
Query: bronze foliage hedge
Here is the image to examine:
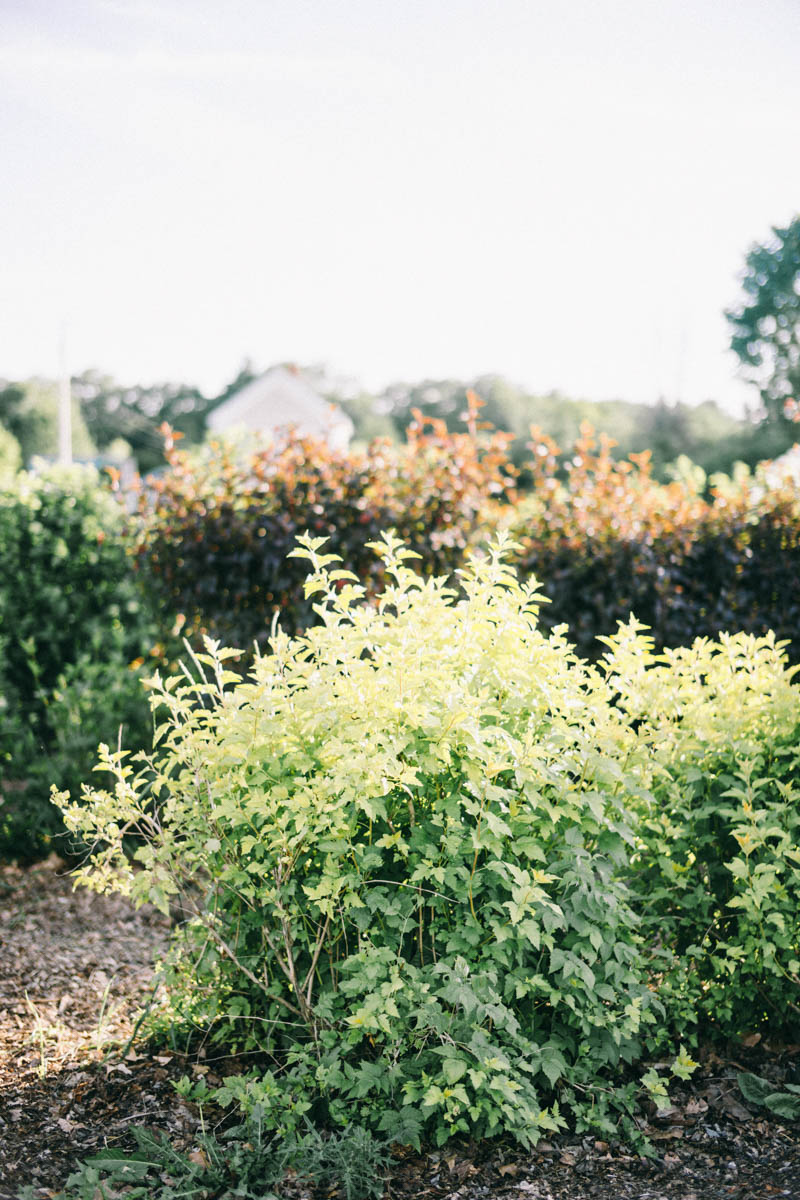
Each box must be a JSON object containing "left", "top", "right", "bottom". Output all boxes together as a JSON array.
[{"left": 131, "top": 413, "right": 800, "bottom": 664}]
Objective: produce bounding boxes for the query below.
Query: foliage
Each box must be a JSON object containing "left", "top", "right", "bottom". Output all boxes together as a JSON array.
[
  {"left": 0, "top": 424, "right": 21, "bottom": 482},
  {"left": 738, "top": 1073, "right": 800, "bottom": 1119},
  {"left": 377, "top": 375, "right": 755, "bottom": 480},
  {"left": 0, "top": 464, "right": 154, "bottom": 861},
  {"left": 72, "top": 369, "right": 216, "bottom": 473},
  {"left": 602, "top": 623, "right": 800, "bottom": 1039},
  {"left": 727, "top": 215, "right": 800, "bottom": 426},
  {"left": 56, "top": 533, "right": 800, "bottom": 1150},
  {"left": 133, "top": 401, "right": 514, "bottom": 650},
  {"left": 508, "top": 423, "right": 800, "bottom": 663},
  {"left": 59, "top": 534, "right": 661, "bottom": 1148},
  {"left": 0, "top": 377, "right": 96, "bottom": 466},
  {"left": 28, "top": 1111, "right": 388, "bottom": 1200}
]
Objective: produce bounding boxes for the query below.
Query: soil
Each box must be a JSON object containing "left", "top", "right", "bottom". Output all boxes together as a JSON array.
[{"left": 1, "top": 857, "right": 799, "bottom": 1199}]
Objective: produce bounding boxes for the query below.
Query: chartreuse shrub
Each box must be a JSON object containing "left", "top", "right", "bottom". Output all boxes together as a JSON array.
[
  {"left": 59, "top": 533, "right": 666, "bottom": 1148},
  {"left": 601, "top": 621, "right": 800, "bottom": 1041},
  {"left": 0, "top": 464, "right": 154, "bottom": 861}
]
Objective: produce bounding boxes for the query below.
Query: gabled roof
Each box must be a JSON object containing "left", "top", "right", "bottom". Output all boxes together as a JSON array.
[{"left": 207, "top": 364, "right": 354, "bottom": 450}]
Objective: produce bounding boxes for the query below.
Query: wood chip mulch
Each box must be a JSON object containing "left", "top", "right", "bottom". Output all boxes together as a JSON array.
[{"left": 1, "top": 857, "right": 799, "bottom": 1199}]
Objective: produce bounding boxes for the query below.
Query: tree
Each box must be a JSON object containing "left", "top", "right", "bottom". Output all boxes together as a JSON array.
[
  {"left": 72, "top": 370, "right": 215, "bottom": 473},
  {"left": 0, "top": 378, "right": 96, "bottom": 465},
  {"left": 727, "top": 216, "right": 800, "bottom": 426}
]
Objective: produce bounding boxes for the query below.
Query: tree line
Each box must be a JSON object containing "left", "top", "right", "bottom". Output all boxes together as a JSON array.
[{"left": 2, "top": 214, "right": 798, "bottom": 482}]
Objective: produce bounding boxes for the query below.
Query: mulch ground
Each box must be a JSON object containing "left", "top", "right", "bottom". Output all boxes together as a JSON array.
[{"left": 1, "top": 857, "right": 799, "bottom": 1199}]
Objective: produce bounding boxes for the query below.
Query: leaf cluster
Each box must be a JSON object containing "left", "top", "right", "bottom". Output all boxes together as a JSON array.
[
  {"left": 738, "top": 1072, "right": 800, "bottom": 1120},
  {"left": 602, "top": 621, "right": 800, "bottom": 1039}
]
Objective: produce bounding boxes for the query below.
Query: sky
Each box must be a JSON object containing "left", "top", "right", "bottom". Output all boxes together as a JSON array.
[{"left": 1, "top": 0, "right": 799, "bottom": 412}]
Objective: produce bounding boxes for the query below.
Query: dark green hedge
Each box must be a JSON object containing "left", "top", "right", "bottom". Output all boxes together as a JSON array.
[{"left": 0, "top": 466, "right": 154, "bottom": 861}]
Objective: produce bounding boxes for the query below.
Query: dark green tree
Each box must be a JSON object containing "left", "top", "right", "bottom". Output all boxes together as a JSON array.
[
  {"left": 727, "top": 216, "right": 800, "bottom": 425},
  {"left": 72, "top": 369, "right": 216, "bottom": 473}
]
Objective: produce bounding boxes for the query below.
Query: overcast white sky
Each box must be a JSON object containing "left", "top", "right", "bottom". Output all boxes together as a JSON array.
[{"left": 1, "top": 0, "right": 799, "bottom": 411}]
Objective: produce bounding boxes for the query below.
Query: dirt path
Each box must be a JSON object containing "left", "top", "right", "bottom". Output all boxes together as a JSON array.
[
  {"left": 1, "top": 858, "right": 799, "bottom": 1199},
  {"left": 0, "top": 856, "right": 199, "bottom": 1195}
]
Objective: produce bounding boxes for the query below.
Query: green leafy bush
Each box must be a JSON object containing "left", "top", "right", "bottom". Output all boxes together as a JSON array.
[
  {"left": 0, "top": 465, "right": 154, "bottom": 861},
  {"left": 133, "top": 403, "right": 514, "bottom": 650},
  {"left": 57, "top": 534, "right": 800, "bottom": 1149},
  {"left": 602, "top": 622, "right": 800, "bottom": 1039},
  {"left": 510, "top": 425, "right": 800, "bottom": 663},
  {"left": 61, "top": 533, "right": 659, "bottom": 1148}
]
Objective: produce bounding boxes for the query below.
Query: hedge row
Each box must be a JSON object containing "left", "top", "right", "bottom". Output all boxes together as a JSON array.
[
  {"left": 2, "top": 416, "right": 798, "bottom": 864},
  {"left": 0, "top": 466, "right": 154, "bottom": 860},
  {"left": 132, "top": 402, "right": 514, "bottom": 650},
  {"left": 134, "top": 418, "right": 800, "bottom": 667},
  {"left": 507, "top": 424, "right": 800, "bottom": 662}
]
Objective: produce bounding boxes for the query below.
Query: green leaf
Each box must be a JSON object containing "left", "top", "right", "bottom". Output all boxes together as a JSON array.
[
  {"left": 764, "top": 1092, "right": 800, "bottom": 1120},
  {"left": 540, "top": 1045, "right": 567, "bottom": 1087},
  {"left": 738, "top": 1072, "right": 779, "bottom": 1107},
  {"left": 442, "top": 1058, "right": 468, "bottom": 1085}
]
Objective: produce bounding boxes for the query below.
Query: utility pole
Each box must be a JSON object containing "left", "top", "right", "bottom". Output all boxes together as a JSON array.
[{"left": 58, "top": 324, "right": 72, "bottom": 465}]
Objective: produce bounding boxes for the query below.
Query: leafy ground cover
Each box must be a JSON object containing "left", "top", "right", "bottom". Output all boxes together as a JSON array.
[{"left": 1, "top": 858, "right": 800, "bottom": 1199}]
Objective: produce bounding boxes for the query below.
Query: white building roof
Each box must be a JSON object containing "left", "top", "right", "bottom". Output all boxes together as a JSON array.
[{"left": 207, "top": 364, "right": 354, "bottom": 451}]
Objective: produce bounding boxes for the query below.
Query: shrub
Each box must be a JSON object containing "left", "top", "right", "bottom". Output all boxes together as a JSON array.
[
  {"left": 133, "top": 401, "right": 515, "bottom": 651},
  {"left": 510, "top": 425, "right": 800, "bottom": 662},
  {"left": 602, "top": 621, "right": 800, "bottom": 1040},
  {"left": 60, "top": 533, "right": 660, "bottom": 1148},
  {"left": 0, "top": 465, "right": 154, "bottom": 861}
]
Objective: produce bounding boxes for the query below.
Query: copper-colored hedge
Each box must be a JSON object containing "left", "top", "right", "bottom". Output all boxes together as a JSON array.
[
  {"left": 510, "top": 424, "right": 800, "bottom": 662},
  {"left": 133, "top": 414, "right": 800, "bottom": 665},
  {"left": 133, "top": 399, "right": 515, "bottom": 651}
]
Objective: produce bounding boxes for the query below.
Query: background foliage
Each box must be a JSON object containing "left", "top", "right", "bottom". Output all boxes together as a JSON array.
[
  {"left": 727, "top": 215, "right": 800, "bottom": 428},
  {"left": 507, "top": 423, "right": 800, "bottom": 663},
  {"left": 0, "top": 378, "right": 97, "bottom": 466},
  {"left": 0, "top": 465, "right": 154, "bottom": 860},
  {"left": 133, "top": 402, "right": 514, "bottom": 650},
  {"left": 132, "top": 414, "right": 800, "bottom": 668},
  {"left": 2, "top": 357, "right": 797, "bottom": 480},
  {"left": 368, "top": 374, "right": 790, "bottom": 479}
]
